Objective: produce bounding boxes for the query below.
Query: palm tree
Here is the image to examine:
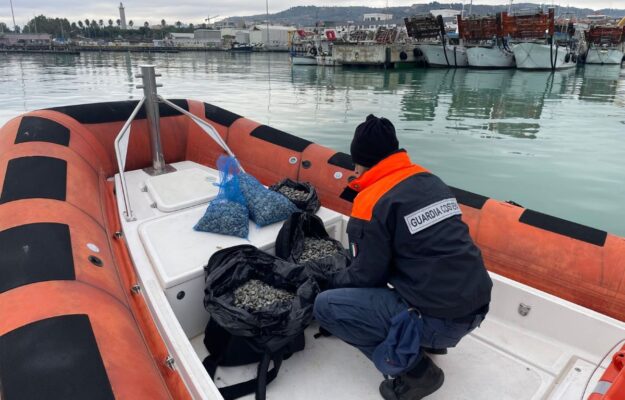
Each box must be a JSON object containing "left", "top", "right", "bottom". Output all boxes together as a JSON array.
[
  {"left": 84, "top": 19, "right": 90, "bottom": 28},
  {"left": 189, "top": 23, "right": 194, "bottom": 30},
  {"left": 128, "top": 20, "right": 134, "bottom": 28},
  {"left": 99, "top": 19, "right": 104, "bottom": 28},
  {"left": 78, "top": 20, "right": 84, "bottom": 30},
  {"left": 116, "top": 19, "right": 121, "bottom": 27},
  {"left": 161, "top": 19, "right": 166, "bottom": 27},
  {"left": 108, "top": 19, "right": 113, "bottom": 27},
  {"left": 144, "top": 21, "right": 149, "bottom": 28},
  {"left": 175, "top": 21, "right": 182, "bottom": 29}
]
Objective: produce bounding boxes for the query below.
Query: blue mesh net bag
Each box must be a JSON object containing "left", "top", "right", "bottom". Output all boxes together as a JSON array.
[
  {"left": 239, "top": 173, "right": 299, "bottom": 227},
  {"left": 194, "top": 156, "right": 249, "bottom": 238}
]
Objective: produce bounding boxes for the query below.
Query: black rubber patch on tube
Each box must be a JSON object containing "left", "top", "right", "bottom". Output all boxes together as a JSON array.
[
  {"left": 49, "top": 99, "right": 189, "bottom": 124},
  {"left": 204, "top": 103, "right": 242, "bottom": 127},
  {"left": 250, "top": 125, "right": 312, "bottom": 152},
  {"left": 449, "top": 186, "right": 488, "bottom": 210},
  {"left": 328, "top": 152, "right": 355, "bottom": 170},
  {"left": 0, "top": 223, "right": 74, "bottom": 294},
  {"left": 0, "top": 314, "right": 115, "bottom": 400},
  {"left": 519, "top": 209, "right": 607, "bottom": 247},
  {"left": 15, "top": 117, "right": 70, "bottom": 146},
  {"left": 0, "top": 157, "right": 67, "bottom": 204}
]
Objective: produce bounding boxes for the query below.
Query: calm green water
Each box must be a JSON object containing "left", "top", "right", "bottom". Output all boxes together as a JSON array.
[{"left": 1, "top": 52, "right": 624, "bottom": 235}]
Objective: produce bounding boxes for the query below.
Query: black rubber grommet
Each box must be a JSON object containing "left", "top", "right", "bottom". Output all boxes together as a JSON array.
[{"left": 88, "top": 255, "right": 103, "bottom": 267}]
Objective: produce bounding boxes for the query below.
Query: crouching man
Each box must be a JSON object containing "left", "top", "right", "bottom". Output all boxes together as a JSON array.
[{"left": 314, "top": 115, "right": 493, "bottom": 400}]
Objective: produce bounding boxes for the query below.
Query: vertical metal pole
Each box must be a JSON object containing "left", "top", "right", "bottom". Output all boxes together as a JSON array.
[
  {"left": 139, "top": 65, "right": 166, "bottom": 175},
  {"left": 9, "top": 0, "right": 17, "bottom": 32}
]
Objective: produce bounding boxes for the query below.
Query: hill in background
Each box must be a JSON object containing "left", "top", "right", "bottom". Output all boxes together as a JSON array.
[{"left": 225, "top": 2, "right": 625, "bottom": 26}]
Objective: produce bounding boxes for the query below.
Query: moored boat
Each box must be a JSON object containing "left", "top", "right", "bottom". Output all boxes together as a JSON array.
[
  {"left": 513, "top": 41, "right": 577, "bottom": 70},
  {"left": 584, "top": 25, "right": 625, "bottom": 65},
  {"left": 459, "top": 14, "right": 516, "bottom": 68},
  {"left": 3, "top": 67, "right": 625, "bottom": 399},
  {"left": 418, "top": 43, "right": 469, "bottom": 67},
  {"left": 467, "top": 45, "right": 516, "bottom": 68},
  {"left": 504, "top": 8, "right": 578, "bottom": 70},
  {"left": 405, "top": 14, "right": 468, "bottom": 68},
  {"left": 291, "top": 54, "right": 318, "bottom": 65}
]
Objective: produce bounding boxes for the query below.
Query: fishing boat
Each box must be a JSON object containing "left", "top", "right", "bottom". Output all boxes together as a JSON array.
[
  {"left": 228, "top": 43, "right": 254, "bottom": 52},
  {"left": 3, "top": 66, "right": 625, "bottom": 400},
  {"left": 460, "top": 14, "right": 516, "bottom": 68},
  {"left": 583, "top": 25, "right": 625, "bottom": 65},
  {"left": 405, "top": 14, "right": 469, "bottom": 68},
  {"left": 289, "top": 30, "right": 319, "bottom": 66},
  {"left": 331, "top": 27, "right": 420, "bottom": 68},
  {"left": 507, "top": 8, "right": 577, "bottom": 70}
]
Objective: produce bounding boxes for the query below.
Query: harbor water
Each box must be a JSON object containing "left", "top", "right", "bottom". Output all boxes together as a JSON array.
[{"left": 1, "top": 51, "right": 624, "bottom": 235}]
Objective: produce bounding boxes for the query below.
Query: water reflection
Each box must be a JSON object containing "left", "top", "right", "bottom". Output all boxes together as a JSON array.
[{"left": 579, "top": 65, "right": 622, "bottom": 104}]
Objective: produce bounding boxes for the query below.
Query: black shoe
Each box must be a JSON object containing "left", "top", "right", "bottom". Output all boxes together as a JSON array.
[
  {"left": 379, "top": 357, "right": 444, "bottom": 400},
  {"left": 422, "top": 347, "right": 448, "bottom": 355}
]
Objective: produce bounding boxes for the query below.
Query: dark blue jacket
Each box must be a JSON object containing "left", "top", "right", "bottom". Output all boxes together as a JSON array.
[{"left": 332, "top": 151, "right": 492, "bottom": 319}]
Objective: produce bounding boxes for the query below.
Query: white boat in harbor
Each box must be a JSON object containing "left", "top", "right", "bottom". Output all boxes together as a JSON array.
[
  {"left": 406, "top": 13, "right": 468, "bottom": 68},
  {"left": 291, "top": 54, "right": 317, "bottom": 65},
  {"left": 467, "top": 45, "right": 516, "bottom": 68},
  {"left": 513, "top": 42, "right": 577, "bottom": 70},
  {"left": 457, "top": 14, "right": 516, "bottom": 68},
  {"left": 418, "top": 43, "right": 469, "bottom": 67},
  {"left": 585, "top": 47, "right": 624, "bottom": 65},
  {"left": 583, "top": 25, "right": 625, "bottom": 65}
]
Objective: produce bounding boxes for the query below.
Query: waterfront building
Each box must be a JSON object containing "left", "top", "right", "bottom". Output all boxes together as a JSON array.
[
  {"left": 250, "top": 25, "right": 297, "bottom": 50},
  {"left": 0, "top": 33, "right": 52, "bottom": 46},
  {"left": 221, "top": 28, "right": 251, "bottom": 45},
  {"left": 363, "top": 13, "right": 393, "bottom": 22}
]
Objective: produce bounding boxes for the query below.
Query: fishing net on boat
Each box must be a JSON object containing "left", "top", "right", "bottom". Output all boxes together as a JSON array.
[
  {"left": 269, "top": 178, "right": 320, "bottom": 214},
  {"left": 275, "top": 212, "right": 351, "bottom": 290},
  {"left": 239, "top": 173, "right": 299, "bottom": 227},
  {"left": 194, "top": 156, "right": 249, "bottom": 238}
]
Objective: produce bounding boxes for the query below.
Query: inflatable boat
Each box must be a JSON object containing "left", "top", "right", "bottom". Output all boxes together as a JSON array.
[{"left": 1, "top": 67, "right": 625, "bottom": 400}]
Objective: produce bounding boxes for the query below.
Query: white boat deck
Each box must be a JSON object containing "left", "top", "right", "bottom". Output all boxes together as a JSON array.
[{"left": 115, "top": 161, "right": 625, "bottom": 400}]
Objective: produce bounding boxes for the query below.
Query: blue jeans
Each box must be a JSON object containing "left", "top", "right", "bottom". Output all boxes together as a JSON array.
[{"left": 313, "top": 288, "right": 484, "bottom": 372}]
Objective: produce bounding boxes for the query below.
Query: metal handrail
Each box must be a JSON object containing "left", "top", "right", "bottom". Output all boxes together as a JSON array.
[
  {"left": 157, "top": 96, "right": 244, "bottom": 172},
  {"left": 114, "top": 97, "right": 145, "bottom": 222},
  {"left": 112, "top": 65, "right": 244, "bottom": 222}
]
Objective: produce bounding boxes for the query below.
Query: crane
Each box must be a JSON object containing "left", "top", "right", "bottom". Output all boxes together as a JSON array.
[{"left": 205, "top": 15, "right": 220, "bottom": 27}]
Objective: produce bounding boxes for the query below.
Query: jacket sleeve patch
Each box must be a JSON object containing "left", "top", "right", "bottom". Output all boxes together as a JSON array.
[{"left": 404, "top": 198, "right": 462, "bottom": 235}]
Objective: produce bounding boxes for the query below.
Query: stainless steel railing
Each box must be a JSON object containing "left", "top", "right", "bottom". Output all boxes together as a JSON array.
[{"left": 114, "top": 65, "right": 240, "bottom": 222}]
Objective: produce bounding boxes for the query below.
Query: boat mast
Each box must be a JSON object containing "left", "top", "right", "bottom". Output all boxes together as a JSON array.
[
  {"left": 9, "top": 0, "right": 17, "bottom": 32},
  {"left": 508, "top": 0, "right": 514, "bottom": 14},
  {"left": 469, "top": 0, "right": 473, "bottom": 16}
]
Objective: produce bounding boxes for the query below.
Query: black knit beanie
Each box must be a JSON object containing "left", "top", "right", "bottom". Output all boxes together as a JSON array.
[{"left": 350, "top": 114, "right": 399, "bottom": 168}]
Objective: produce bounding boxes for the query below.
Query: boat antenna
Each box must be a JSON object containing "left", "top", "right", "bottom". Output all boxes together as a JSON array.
[
  {"left": 469, "top": 0, "right": 473, "bottom": 16},
  {"left": 508, "top": 0, "right": 514, "bottom": 14},
  {"left": 266, "top": 0, "right": 269, "bottom": 45},
  {"left": 9, "top": 0, "right": 17, "bottom": 32}
]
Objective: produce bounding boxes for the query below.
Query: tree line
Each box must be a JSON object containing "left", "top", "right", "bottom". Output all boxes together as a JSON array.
[{"left": 0, "top": 15, "right": 210, "bottom": 41}]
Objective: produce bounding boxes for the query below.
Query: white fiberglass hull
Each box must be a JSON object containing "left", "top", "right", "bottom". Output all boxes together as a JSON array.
[
  {"left": 316, "top": 55, "right": 338, "bottom": 66},
  {"left": 585, "top": 48, "right": 624, "bottom": 65},
  {"left": 467, "top": 46, "right": 516, "bottom": 68},
  {"left": 419, "top": 44, "right": 468, "bottom": 68},
  {"left": 291, "top": 55, "right": 318, "bottom": 65},
  {"left": 513, "top": 42, "right": 577, "bottom": 70}
]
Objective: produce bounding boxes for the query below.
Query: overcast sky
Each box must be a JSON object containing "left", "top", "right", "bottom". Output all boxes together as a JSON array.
[{"left": 1, "top": 1, "right": 621, "bottom": 27}]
